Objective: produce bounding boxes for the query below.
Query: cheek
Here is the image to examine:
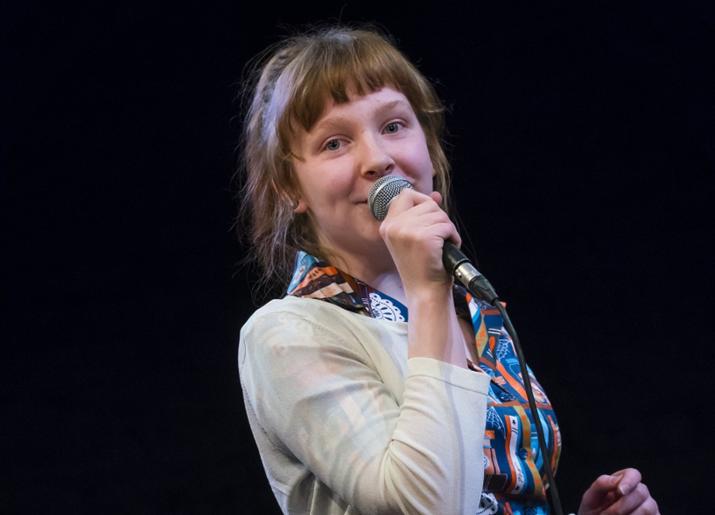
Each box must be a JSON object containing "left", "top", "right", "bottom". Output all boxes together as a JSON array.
[
  {"left": 406, "top": 143, "right": 435, "bottom": 191},
  {"left": 304, "top": 174, "right": 354, "bottom": 212}
]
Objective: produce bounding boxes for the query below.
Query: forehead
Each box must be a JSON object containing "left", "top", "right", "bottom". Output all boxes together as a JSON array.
[{"left": 313, "top": 87, "right": 413, "bottom": 126}]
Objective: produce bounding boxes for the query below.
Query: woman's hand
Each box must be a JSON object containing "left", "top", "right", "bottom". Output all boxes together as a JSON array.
[
  {"left": 380, "top": 188, "right": 469, "bottom": 367},
  {"left": 578, "top": 468, "right": 659, "bottom": 515},
  {"left": 378, "top": 188, "right": 460, "bottom": 299}
]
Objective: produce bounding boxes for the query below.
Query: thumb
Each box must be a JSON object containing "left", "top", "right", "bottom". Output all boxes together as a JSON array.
[{"left": 580, "top": 474, "right": 620, "bottom": 511}]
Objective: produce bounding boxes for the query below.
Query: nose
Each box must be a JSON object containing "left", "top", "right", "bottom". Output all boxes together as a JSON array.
[{"left": 358, "top": 133, "right": 395, "bottom": 180}]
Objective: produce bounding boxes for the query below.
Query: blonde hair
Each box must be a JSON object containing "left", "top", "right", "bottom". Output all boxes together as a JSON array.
[{"left": 236, "top": 25, "right": 451, "bottom": 291}]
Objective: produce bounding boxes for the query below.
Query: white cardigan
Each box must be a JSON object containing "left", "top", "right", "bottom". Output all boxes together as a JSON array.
[{"left": 238, "top": 295, "right": 491, "bottom": 514}]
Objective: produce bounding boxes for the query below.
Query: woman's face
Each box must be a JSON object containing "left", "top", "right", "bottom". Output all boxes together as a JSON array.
[{"left": 290, "top": 86, "right": 435, "bottom": 270}]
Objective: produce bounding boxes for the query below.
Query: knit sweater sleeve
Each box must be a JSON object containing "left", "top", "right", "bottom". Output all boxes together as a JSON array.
[{"left": 239, "top": 298, "right": 491, "bottom": 515}]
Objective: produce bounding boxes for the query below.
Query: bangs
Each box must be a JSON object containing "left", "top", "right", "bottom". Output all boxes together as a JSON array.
[{"left": 279, "top": 31, "right": 428, "bottom": 141}]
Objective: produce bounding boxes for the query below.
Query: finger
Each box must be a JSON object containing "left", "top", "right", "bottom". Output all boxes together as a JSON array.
[
  {"left": 391, "top": 186, "right": 432, "bottom": 208},
  {"left": 632, "top": 496, "right": 659, "bottom": 515},
  {"left": 429, "top": 221, "right": 461, "bottom": 248},
  {"left": 603, "top": 483, "right": 650, "bottom": 515},
  {"left": 380, "top": 209, "right": 457, "bottom": 243},
  {"left": 580, "top": 474, "right": 621, "bottom": 510},
  {"left": 383, "top": 190, "right": 460, "bottom": 246},
  {"left": 381, "top": 205, "right": 451, "bottom": 237},
  {"left": 386, "top": 190, "right": 447, "bottom": 222},
  {"left": 386, "top": 217, "right": 460, "bottom": 249},
  {"left": 406, "top": 209, "right": 453, "bottom": 227},
  {"left": 588, "top": 474, "right": 622, "bottom": 496},
  {"left": 407, "top": 208, "right": 457, "bottom": 237},
  {"left": 602, "top": 490, "right": 619, "bottom": 507},
  {"left": 430, "top": 191, "right": 443, "bottom": 205},
  {"left": 612, "top": 468, "right": 642, "bottom": 497},
  {"left": 381, "top": 188, "right": 412, "bottom": 218}
]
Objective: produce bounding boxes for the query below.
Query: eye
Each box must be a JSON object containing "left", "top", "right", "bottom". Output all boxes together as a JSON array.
[
  {"left": 322, "top": 138, "right": 342, "bottom": 152},
  {"left": 383, "top": 121, "right": 403, "bottom": 134}
]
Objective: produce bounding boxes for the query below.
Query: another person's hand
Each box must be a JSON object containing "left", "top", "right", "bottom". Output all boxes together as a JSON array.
[{"left": 578, "top": 468, "right": 659, "bottom": 515}]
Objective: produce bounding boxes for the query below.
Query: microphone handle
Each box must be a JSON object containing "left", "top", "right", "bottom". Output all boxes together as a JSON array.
[{"left": 442, "top": 242, "right": 499, "bottom": 304}]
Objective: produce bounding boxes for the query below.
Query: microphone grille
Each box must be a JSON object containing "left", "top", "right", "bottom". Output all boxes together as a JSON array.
[{"left": 367, "top": 176, "right": 414, "bottom": 221}]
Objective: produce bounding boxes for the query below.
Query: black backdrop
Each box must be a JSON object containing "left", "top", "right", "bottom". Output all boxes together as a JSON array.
[{"left": 5, "top": 2, "right": 713, "bottom": 514}]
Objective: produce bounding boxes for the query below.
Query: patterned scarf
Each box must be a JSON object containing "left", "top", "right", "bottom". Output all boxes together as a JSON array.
[{"left": 288, "top": 250, "right": 561, "bottom": 515}]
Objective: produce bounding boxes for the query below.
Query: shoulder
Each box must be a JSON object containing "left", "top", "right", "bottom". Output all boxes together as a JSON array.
[
  {"left": 238, "top": 296, "right": 407, "bottom": 376},
  {"left": 239, "top": 297, "right": 373, "bottom": 366},
  {"left": 241, "top": 295, "right": 361, "bottom": 340},
  {"left": 244, "top": 294, "right": 340, "bottom": 320}
]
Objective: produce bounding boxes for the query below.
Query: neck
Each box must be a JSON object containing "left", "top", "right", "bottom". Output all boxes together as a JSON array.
[
  {"left": 323, "top": 246, "right": 407, "bottom": 305},
  {"left": 362, "top": 270, "right": 407, "bottom": 305}
]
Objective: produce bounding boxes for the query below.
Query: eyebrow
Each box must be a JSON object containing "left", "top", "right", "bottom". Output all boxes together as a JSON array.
[
  {"left": 374, "top": 98, "right": 412, "bottom": 113},
  {"left": 313, "top": 99, "right": 412, "bottom": 133}
]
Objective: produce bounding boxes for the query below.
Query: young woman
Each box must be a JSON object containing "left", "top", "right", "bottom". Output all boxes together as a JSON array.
[{"left": 236, "top": 25, "right": 659, "bottom": 515}]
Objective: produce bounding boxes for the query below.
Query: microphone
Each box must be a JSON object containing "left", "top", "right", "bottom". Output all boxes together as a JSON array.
[{"left": 367, "top": 175, "right": 500, "bottom": 305}]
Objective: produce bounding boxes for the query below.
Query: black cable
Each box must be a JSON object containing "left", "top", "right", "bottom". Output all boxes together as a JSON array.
[
  {"left": 495, "top": 301, "right": 564, "bottom": 515},
  {"left": 442, "top": 246, "right": 565, "bottom": 513}
]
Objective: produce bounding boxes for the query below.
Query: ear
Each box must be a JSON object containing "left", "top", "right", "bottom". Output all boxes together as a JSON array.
[{"left": 293, "top": 198, "right": 308, "bottom": 214}]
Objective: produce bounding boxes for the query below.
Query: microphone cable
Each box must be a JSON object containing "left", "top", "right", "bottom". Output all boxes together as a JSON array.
[{"left": 495, "top": 300, "right": 564, "bottom": 515}]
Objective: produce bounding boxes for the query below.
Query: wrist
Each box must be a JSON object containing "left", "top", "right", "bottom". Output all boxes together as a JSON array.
[{"left": 404, "top": 281, "right": 453, "bottom": 310}]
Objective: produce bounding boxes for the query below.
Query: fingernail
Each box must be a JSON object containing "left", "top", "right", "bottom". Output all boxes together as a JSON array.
[{"left": 618, "top": 483, "right": 628, "bottom": 495}]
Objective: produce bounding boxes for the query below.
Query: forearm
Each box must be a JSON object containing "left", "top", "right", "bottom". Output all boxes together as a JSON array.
[
  {"left": 375, "top": 358, "right": 489, "bottom": 513},
  {"left": 406, "top": 284, "right": 469, "bottom": 369}
]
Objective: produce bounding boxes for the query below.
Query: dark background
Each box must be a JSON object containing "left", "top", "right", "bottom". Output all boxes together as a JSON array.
[{"left": 4, "top": 2, "right": 713, "bottom": 513}]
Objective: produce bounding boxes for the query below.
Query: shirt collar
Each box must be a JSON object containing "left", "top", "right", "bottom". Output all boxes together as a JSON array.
[{"left": 287, "top": 250, "right": 488, "bottom": 328}]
